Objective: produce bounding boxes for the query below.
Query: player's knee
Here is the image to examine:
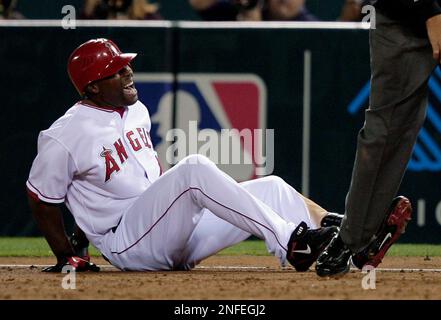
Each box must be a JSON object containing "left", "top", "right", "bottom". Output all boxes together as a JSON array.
[
  {"left": 177, "top": 154, "right": 216, "bottom": 176},
  {"left": 257, "top": 176, "right": 285, "bottom": 187},
  {"left": 260, "top": 175, "right": 286, "bottom": 188},
  {"left": 181, "top": 154, "right": 214, "bottom": 167},
  {"left": 263, "top": 175, "right": 285, "bottom": 184}
]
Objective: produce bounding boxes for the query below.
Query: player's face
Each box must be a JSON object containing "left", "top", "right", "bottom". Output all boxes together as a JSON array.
[{"left": 95, "top": 65, "right": 138, "bottom": 107}]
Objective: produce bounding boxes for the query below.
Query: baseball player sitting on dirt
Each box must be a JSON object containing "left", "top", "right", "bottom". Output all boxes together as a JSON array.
[{"left": 27, "top": 38, "right": 349, "bottom": 272}]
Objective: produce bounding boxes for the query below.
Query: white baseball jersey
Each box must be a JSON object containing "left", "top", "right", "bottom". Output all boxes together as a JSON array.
[
  {"left": 27, "top": 100, "right": 317, "bottom": 271},
  {"left": 26, "top": 101, "right": 161, "bottom": 247}
]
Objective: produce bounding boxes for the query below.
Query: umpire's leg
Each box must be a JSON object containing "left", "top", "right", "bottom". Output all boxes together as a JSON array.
[{"left": 340, "top": 11, "right": 437, "bottom": 252}]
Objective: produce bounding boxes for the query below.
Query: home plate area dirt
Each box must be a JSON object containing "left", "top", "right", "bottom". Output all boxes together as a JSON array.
[{"left": 1, "top": 256, "right": 441, "bottom": 300}]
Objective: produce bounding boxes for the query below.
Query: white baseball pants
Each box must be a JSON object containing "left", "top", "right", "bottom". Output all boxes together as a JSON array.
[{"left": 100, "top": 155, "right": 316, "bottom": 271}]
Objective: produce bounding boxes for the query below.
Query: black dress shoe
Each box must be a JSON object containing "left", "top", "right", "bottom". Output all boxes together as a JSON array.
[
  {"left": 315, "top": 233, "right": 352, "bottom": 277},
  {"left": 320, "top": 212, "right": 344, "bottom": 228},
  {"left": 286, "top": 221, "right": 339, "bottom": 272}
]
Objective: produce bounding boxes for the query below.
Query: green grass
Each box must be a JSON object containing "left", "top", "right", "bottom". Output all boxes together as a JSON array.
[
  {"left": 0, "top": 237, "right": 440, "bottom": 257},
  {"left": 385, "top": 244, "right": 441, "bottom": 257},
  {"left": 216, "top": 240, "right": 270, "bottom": 256},
  {"left": 0, "top": 237, "right": 101, "bottom": 257}
]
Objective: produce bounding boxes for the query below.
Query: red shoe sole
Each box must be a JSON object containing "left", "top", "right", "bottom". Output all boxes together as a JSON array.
[{"left": 366, "top": 197, "right": 412, "bottom": 268}]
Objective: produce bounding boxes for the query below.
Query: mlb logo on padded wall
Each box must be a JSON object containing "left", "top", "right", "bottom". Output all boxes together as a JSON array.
[{"left": 134, "top": 73, "right": 271, "bottom": 182}]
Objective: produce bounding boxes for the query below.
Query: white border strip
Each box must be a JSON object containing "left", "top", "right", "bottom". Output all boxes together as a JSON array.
[
  {"left": 0, "top": 264, "right": 118, "bottom": 269},
  {"left": 0, "top": 19, "right": 369, "bottom": 30},
  {"left": 177, "top": 21, "right": 370, "bottom": 29},
  {"left": 0, "top": 19, "right": 173, "bottom": 28},
  {"left": 375, "top": 268, "right": 441, "bottom": 273},
  {"left": 0, "top": 264, "right": 268, "bottom": 270},
  {"left": 196, "top": 266, "right": 269, "bottom": 270},
  {"left": 2, "top": 265, "right": 441, "bottom": 273}
]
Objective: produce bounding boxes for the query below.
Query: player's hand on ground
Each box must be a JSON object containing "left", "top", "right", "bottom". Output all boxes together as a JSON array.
[
  {"left": 42, "top": 256, "right": 100, "bottom": 273},
  {"left": 426, "top": 14, "right": 441, "bottom": 63}
]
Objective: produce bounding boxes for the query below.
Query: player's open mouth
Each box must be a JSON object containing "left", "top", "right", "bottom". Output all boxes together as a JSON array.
[{"left": 123, "top": 81, "right": 137, "bottom": 98}]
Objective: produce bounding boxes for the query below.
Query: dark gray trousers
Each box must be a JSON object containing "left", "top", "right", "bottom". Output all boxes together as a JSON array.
[{"left": 340, "top": 11, "right": 438, "bottom": 252}]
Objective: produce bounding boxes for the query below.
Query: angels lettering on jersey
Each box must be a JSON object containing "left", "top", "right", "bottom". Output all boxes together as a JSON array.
[{"left": 101, "top": 127, "right": 159, "bottom": 182}]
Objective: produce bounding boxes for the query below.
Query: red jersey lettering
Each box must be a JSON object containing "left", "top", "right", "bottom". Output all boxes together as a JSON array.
[
  {"left": 137, "top": 128, "right": 151, "bottom": 148},
  {"left": 101, "top": 147, "right": 120, "bottom": 182},
  {"left": 113, "top": 138, "right": 128, "bottom": 163},
  {"left": 143, "top": 128, "right": 153, "bottom": 149},
  {"left": 126, "top": 131, "right": 142, "bottom": 151}
]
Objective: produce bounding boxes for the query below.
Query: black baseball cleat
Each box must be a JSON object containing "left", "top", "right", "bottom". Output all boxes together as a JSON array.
[
  {"left": 286, "top": 221, "right": 339, "bottom": 272},
  {"left": 315, "top": 233, "right": 352, "bottom": 277},
  {"left": 351, "top": 196, "right": 412, "bottom": 269},
  {"left": 320, "top": 212, "right": 344, "bottom": 228}
]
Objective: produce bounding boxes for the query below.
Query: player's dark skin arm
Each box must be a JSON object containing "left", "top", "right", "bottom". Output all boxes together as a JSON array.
[{"left": 27, "top": 196, "right": 75, "bottom": 263}]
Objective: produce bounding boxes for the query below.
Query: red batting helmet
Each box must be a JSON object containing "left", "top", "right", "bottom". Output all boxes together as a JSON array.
[{"left": 67, "top": 38, "right": 137, "bottom": 95}]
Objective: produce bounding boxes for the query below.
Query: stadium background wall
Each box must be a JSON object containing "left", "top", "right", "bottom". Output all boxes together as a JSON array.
[
  {"left": 14, "top": 0, "right": 346, "bottom": 21},
  {"left": 1, "top": 23, "right": 440, "bottom": 243}
]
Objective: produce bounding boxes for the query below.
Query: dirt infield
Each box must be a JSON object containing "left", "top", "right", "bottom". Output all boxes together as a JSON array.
[{"left": 1, "top": 256, "right": 441, "bottom": 300}]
